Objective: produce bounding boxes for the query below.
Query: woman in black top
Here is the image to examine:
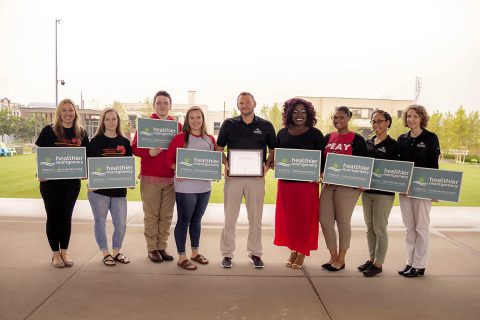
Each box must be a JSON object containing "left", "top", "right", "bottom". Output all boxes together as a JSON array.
[
  {"left": 397, "top": 105, "right": 440, "bottom": 278},
  {"left": 35, "top": 99, "right": 89, "bottom": 268},
  {"left": 274, "top": 98, "right": 325, "bottom": 269},
  {"left": 87, "top": 108, "right": 133, "bottom": 266},
  {"left": 358, "top": 110, "right": 399, "bottom": 277}
]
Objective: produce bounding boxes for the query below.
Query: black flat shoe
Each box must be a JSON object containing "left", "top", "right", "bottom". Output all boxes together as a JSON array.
[
  {"left": 403, "top": 267, "right": 425, "bottom": 278},
  {"left": 321, "top": 262, "right": 332, "bottom": 269},
  {"left": 398, "top": 265, "right": 412, "bottom": 275},
  {"left": 363, "top": 264, "right": 382, "bottom": 277},
  {"left": 357, "top": 260, "right": 373, "bottom": 272},
  {"left": 326, "top": 264, "right": 345, "bottom": 272}
]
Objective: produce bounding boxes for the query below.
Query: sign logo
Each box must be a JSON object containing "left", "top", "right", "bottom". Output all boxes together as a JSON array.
[
  {"left": 40, "top": 156, "right": 55, "bottom": 166},
  {"left": 328, "top": 162, "right": 342, "bottom": 172},
  {"left": 180, "top": 157, "right": 193, "bottom": 166}
]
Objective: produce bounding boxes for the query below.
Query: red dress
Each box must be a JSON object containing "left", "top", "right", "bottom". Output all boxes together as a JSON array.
[
  {"left": 273, "top": 127, "right": 325, "bottom": 256},
  {"left": 274, "top": 180, "right": 319, "bottom": 256}
]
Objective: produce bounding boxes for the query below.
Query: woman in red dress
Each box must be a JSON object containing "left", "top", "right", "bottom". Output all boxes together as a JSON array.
[{"left": 274, "top": 98, "right": 325, "bottom": 268}]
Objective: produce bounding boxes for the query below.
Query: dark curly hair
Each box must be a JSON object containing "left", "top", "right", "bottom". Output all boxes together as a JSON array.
[{"left": 282, "top": 98, "right": 317, "bottom": 127}]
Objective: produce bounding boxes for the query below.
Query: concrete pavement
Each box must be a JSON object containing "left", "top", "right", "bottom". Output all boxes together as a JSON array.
[{"left": 1, "top": 198, "right": 479, "bottom": 320}]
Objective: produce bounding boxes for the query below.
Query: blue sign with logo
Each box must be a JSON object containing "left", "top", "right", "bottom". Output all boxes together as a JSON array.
[
  {"left": 137, "top": 118, "right": 178, "bottom": 148},
  {"left": 409, "top": 167, "right": 463, "bottom": 202},
  {"left": 176, "top": 148, "right": 222, "bottom": 180},
  {"left": 370, "top": 159, "right": 414, "bottom": 193},
  {"left": 274, "top": 148, "right": 321, "bottom": 181},
  {"left": 323, "top": 153, "right": 374, "bottom": 188},
  {"left": 88, "top": 157, "right": 136, "bottom": 189},
  {"left": 37, "top": 147, "right": 87, "bottom": 180}
]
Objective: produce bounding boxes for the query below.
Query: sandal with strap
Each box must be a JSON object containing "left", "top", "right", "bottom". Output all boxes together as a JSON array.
[
  {"left": 103, "top": 254, "right": 116, "bottom": 266},
  {"left": 113, "top": 253, "right": 130, "bottom": 264},
  {"left": 291, "top": 253, "right": 305, "bottom": 269},
  {"left": 285, "top": 251, "right": 297, "bottom": 267},
  {"left": 177, "top": 259, "right": 197, "bottom": 270},
  {"left": 191, "top": 254, "right": 209, "bottom": 265}
]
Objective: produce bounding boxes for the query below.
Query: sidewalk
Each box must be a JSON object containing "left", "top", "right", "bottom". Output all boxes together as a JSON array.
[{"left": 1, "top": 198, "right": 479, "bottom": 320}]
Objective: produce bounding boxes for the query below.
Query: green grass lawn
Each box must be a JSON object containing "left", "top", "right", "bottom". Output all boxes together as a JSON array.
[{"left": 1, "top": 154, "right": 478, "bottom": 206}]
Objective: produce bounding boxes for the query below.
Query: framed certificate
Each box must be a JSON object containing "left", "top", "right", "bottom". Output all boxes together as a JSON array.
[
  {"left": 88, "top": 157, "right": 136, "bottom": 189},
  {"left": 37, "top": 147, "right": 87, "bottom": 180},
  {"left": 176, "top": 148, "right": 222, "bottom": 180},
  {"left": 228, "top": 149, "right": 263, "bottom": 177}
]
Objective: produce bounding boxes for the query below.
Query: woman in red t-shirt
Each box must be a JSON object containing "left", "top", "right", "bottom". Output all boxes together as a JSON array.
[{"left": 320, "top": 106, "right": 367, "bottom": 272}]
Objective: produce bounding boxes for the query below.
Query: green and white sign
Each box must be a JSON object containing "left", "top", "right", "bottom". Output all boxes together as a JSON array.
[
  {"left": 323, "top": 153, "right": 374, "bottom": 188},
  {"left": 274, "top": 148, "right": 321, "bottom": 181},
  {"left": 88, "top": 157, "right": 136, "bottom": 189},
  {"left": 370, "top": 159, "right": 414, "bottom": 193},
  {"left": 37, "top": 147, "right": 87, "bottom": 180},
  {"left": 176, "top": 148, "right": 222, "bottom": 180},
  {"left": 137, "top": 118, "right": 178, "bottom": 148},
  {"left": 409, "top": 167, "right": 463, "bottom": 202}
]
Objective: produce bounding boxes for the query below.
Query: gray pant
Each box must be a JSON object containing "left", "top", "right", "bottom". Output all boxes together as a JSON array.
[
  {"left": 220, "top": 177, "right": 265, "bottom": 258},
  {"left": 362, "top": 192, "right": 394, "bottom": 264}
]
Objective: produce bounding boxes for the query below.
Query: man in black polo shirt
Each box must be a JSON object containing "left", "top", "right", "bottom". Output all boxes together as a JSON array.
[{"left": 217, "top": 92, "right": 276, "bottom": 269}]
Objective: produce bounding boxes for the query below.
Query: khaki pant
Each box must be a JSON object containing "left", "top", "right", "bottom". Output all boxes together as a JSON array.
[
  {"left": 220, "top": 177, "right": 265, "bottom": 258},
  {"left": 319, "top": 184, "right": 361, "bottom": 250},
  {"left": 140, "top": 179, "right": 175, "bottom": 252},
  {"left": 362, "top": 192, "right": 394, "bottom": 264}
]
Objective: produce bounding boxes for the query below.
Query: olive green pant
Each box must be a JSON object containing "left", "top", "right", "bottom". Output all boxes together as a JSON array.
[{"left": 361, "top": 192, "right": 394, "bottom": 264}]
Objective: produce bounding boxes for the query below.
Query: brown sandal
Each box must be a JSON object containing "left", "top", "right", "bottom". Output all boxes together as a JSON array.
[
  {"left": 291, "top": 253, "right": 305, "bottom": 269},
  {"left": 177, "top": 259, "right": 197, "bottom": 270},
  {"left": 191, "top": 254, "right": 209, "bottom": 265},
  {"left": 285, "top": 251, "right": 297, "bottom": 267}
]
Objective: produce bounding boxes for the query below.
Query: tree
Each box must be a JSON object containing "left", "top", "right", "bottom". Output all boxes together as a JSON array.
[
  {"left": 0, "top": 108, "right": 21, "bottom": 142},
  {"left": 14, "top": 116, "right": 36, "bottom": 143},
  {"left": 112, "top": 101, "right": 131, "bottom": 138},
  {"left": 388, "top": 117, "right": 408, "bottom": 141},
  {"left": 231, "top": 107, "right": 239, "bottom": 117},
  {"left": 268, "top": 103, "right": 283, "bottom": 132},
  {"left": 141, "top": 98, "right": 152, "bottom": 117}
]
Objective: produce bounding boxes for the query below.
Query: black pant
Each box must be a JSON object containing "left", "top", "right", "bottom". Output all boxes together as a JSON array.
[{"left": 40, "top": 179, "right": 81, "bottom": 251}]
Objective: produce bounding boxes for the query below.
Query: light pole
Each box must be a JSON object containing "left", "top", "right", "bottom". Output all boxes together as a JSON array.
[{"left": 55, "top": 18, "right": 63, "bottom": 106}]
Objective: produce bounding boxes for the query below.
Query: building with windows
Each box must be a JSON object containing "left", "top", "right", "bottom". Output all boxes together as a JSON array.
[
  {"left": 19, "top": 102, "right": 101, "bottom": 140},
  {"left": 297, "top": 96, "right": 414, "bottom": 136}
]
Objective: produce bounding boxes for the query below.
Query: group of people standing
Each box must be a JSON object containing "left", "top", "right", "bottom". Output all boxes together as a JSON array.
[{"left": 35, "top": 90, "right": 440, "bottom": 278}]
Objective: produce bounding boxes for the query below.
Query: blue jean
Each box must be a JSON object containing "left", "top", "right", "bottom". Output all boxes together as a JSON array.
[
  {"left": 174, "top": 191, "right": 211, "bottom": 255},
  {"left": 88, "top": 192, "right": 127, "bottom": 251}
]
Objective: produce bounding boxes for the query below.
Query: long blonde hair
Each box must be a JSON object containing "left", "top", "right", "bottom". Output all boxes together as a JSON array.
[
  {"left": 94, "top": 107, "right": 124, "bottom": 138},
  {"left": 53, "top": 98, "right": 84, "bottom": 140}
]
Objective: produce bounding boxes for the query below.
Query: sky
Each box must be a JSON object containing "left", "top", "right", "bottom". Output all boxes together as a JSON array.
[{"left": 1, "top": 0, "right": 479, "bottom": 113}]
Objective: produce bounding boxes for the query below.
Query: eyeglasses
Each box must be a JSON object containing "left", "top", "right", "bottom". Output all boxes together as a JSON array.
[
  {"left": 331, "top": 116, "right": 346, "bottom": 121},
  {"left": 370, "top": 120, "right": 386, "bottom": 125}
]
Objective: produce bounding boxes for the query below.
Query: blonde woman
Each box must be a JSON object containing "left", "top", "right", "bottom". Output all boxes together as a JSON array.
[
  {"left": 35, "top": 99, "right": 89, "bottom": 268},
  {"left": 87, "top": 108, "right": 132, "bottom": 266},
  {"left": 166, "top": 106, "right": 216, "bottom": 270}
]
